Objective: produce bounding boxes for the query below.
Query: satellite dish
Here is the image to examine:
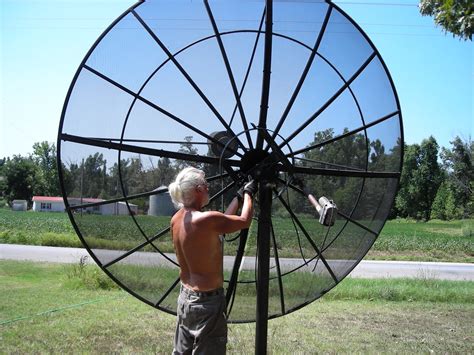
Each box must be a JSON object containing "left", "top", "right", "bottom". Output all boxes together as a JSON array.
[{"left": 58, "top": 0, "right": 403, "bottom": 352}]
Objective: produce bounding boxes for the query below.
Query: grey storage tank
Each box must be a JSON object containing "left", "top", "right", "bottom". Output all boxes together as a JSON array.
[{"left": 148, "top": 186, "right": 175, "bottom": 216}]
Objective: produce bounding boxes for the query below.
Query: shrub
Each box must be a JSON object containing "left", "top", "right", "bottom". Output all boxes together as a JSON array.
[
  {"left": 63, "top": 256, "right": 119, "bottom": 290},
  {"left": 0, "top": 229, "right": 37, "bottom": 245},
  {"left": 41, "top": 232, "right": 81, "bottom": 248}
]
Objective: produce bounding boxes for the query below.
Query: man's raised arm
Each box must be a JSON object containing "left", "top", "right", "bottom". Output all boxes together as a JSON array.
[{"left": 203, "top": 180, "right": 256, "bottom": 233}]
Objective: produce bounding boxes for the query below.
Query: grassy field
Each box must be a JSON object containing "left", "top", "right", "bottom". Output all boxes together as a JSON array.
[
  {"left": 0, "top": 209, "right": 472, "bottom": 262},
  {"left": 1, "top": 260, "right": 472, "bottom": 353},
  {"left": 368, "top": 218, "right": 473, "bottom": 262}
]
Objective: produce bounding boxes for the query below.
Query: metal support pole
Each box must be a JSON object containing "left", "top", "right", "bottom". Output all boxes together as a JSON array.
[
  {"left": 255, "top": 182, "right": 272, "bottom": 355},
  {"left": 256, "top": 0, "right": 273, "bottom": 150}
]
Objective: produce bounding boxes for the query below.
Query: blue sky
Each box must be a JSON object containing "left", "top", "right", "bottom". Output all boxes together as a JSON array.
[{"left": 1, "top": 0, "right": 472, "bottom": 159}]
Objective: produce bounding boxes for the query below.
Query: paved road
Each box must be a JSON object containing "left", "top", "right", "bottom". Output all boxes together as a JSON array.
[{"left": 1, "top": 243, "right": 472, "bottom": 281}]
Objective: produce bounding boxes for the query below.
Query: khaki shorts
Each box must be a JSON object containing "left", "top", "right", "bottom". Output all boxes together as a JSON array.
[{"left": 172, "top": 284, "right": 227, "bottom": 355}]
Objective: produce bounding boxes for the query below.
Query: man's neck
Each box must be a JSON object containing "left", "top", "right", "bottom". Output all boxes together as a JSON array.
[{"left": 183, "top": 202, "right": 202, "bottom": 212}]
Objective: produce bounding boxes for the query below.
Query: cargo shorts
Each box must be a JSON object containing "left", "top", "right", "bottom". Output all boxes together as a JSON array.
[{"left": 172, "top": 284, "right": 227, "bottom": 355}]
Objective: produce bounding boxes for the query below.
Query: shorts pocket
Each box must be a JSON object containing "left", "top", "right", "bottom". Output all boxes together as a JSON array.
[
  {"left": 188, "top": 303, "right": 219, "bottom": 328},
  {"left": 189, "top": 303, "right": 218, "bottom": 314}
]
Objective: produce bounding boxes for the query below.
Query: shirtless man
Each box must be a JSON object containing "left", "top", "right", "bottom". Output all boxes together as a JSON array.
[{"left": 168, "top": 167, "right": 255, "bottom": 354}]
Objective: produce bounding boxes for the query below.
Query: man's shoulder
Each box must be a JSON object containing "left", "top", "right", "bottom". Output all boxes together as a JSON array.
[
  {"left": 193, "top": 210, "right": 225, "bottom": 224},
  {"left": 170, "top": 209, "right": 183, "bottom": 223},
  {"left": 195, "top": 210, "right": 222, "bottom": 219}
]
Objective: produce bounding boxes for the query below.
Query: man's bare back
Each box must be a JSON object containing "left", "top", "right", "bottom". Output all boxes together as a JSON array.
[
  {"left": 171, "top": 192, "right": 254, "bottom": 291},
  {"left": 171, "top": 209, "right": 224, "bottom": 291}
]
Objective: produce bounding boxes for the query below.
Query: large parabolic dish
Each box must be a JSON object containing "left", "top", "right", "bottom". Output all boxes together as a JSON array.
[{"left": 58, "top": 0, "right": 403, "bottom": 324}]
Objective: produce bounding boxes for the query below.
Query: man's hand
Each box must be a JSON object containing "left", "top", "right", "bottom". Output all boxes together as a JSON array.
[
  {"left": 243, "top": 179, "right": 257, "bottom": 197},
  {"left": 236, "top": 179, "right": 258, "bottom": 202}
]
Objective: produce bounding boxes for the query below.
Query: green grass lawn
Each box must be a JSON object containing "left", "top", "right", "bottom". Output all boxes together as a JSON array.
[
  {"left": 369, "top": 218, "right": 473, "bottom": 262},
  {"left": 0, "top": 209, "right": 472, "bottom": 262},
  {"left": 1, "top": 260, "right": 473, "bottom": 353}
]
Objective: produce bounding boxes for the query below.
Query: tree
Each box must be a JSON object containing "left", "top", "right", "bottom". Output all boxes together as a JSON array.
[
  {"left": 0, "top": 158, "right": 7, "bottom": 199},
  {"left": 396, "top": 143, "right": 421, "bottom": 218},
  {"left": 175, "top": 136, "right": 200, "bottom": 170},
  {"left": 431, "top": 180, "right": 465, "bottom": 220},
  {"left": 79, "top": 153, "right": 107, "bottom": 198},
  {"left": 387, "top": 138, "right": 404, "bottom": 218},
  {"left": 416, "top": 136, "right": 444, "bottom": 220},
  {"left": 60, "top": 161, "right": 77, "bottom": 197},
  {"left": 468, "top": 180, "right": 474, "bottom": 216},
  {"left": 156, "top": 157, "right": 175, "bottom": 186},
  {"left": 122, "top": 157, "right": 145, "bottom": 196},
  {"left": 431, "top": 181, "right": 448, "bottom": 219},
  {"left": 419, "top": 0, "right": 473, "bottom": 40},
  {"left": 1, "top": 155, "right": 40, "bottom": 205},
  {"left": 440, "top": 136, "right": 473, "bottom": 218},
  {"left": 396, "top": 137, "right": 443, "bottom": 220},
  {"left": 136, "top": 157, "right": 176, "bottom": 194},
  {"left": 32, "top": 141, "right": 60, "bottom": 196}
]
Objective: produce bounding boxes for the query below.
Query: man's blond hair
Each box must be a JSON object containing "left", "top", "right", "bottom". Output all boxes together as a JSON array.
[{"left": 168, "top": 167, "right": 206, "bottom": 208}]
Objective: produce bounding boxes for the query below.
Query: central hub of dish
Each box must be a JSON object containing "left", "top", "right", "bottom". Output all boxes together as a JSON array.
[{"left": 240, "top": 149, "right": 279, "bottom": 181}]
